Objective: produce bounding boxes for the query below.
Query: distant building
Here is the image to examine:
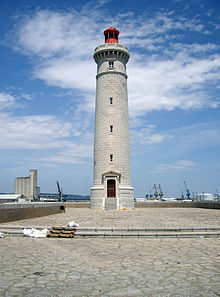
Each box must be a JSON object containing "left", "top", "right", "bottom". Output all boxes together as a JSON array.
[
  {"left": 196, "top": 193, "right": 214, "bottom": 201},
  {"left": 14, "top": 169, "right": 39, "bottom": 200},
  {"left": 0, "top": 194, "right": 24, "bottom": 203},
  {"left": 214, "top": 194, "right": 220, "bottom": 201}
]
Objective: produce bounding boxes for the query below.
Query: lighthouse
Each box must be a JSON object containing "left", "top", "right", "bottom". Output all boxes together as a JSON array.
[{"left": 90, "top": 27, "right": 134, "bottom": 210}]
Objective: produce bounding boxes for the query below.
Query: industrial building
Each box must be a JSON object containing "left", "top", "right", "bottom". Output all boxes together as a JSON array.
[
  {"left": 14, "top": 169, "right": 40, "bottom": 200},
  {"left": 0, "top": 194, "right": 25, "bottom": 203},
  {"left": 196, "top": 193, "right": 216, "bottom": 201}
]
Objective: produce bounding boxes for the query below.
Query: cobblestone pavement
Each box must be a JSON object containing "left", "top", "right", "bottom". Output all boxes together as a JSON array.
[
  {"left": 0, "top": 208, "right": 220, "bottom": 296},
  {"left": 1, "top": 207, "right": 220, "bottom": 229},
  {"left": 0, "top": 236, "right": 220, "bottom": 297}
]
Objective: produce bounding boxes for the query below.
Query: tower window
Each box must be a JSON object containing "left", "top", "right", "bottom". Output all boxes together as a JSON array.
[
  {"left": 110, "top": 125, "right": 113, "bottom": 133},
  {"left": 110, "top": 97, "right": 113, "bottom": 104},
  {"left": 109, "top": 32, "right": 113, "bottom": 39},
  {"left": 110, "top": 154, "right": 113, "bottom": 163},
  {"left": 109, "top": 61, "right": 114, "bottom": 68}
]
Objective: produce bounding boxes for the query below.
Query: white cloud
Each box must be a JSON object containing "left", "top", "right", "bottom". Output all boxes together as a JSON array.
[
  {"left": 0, "top": 110, "right": 92, "bottom": 161},
  {"left": 15, "top": 9, "right": 101, "bottom": 58},
  {"left": 20, "top": 93, "right": 33, "bottom": 100},
  {"left": 169, "top": 121, "right": 220, "bottom": 152},
  {"left": 131, "top": 125, "right": 172, "bottom": 145},
  {"left": 0, "top": 88, "right": 93, "bottom": 164},
  {"left": 130, "top": 120, "right": 220, "bottom": 160},
  {"left": 8, "top": 6, "right": 220, "bottom": 121},
  {"left": 172, "top": 43, "right": 218, "bottom": 54},
  {"left": 0, "top": 113, "right": 72, "bottom": 149},
  {"left": 0, "top": 111, "right": 92, "bottom": 164},
  {"left": 128, "top": 54, "right": 220, "bottom": 116},
  {"left": 0, "top": 92, "right": 16, "bottom": 110},
  {"left": 40, "top": 143, "right": 92, "bottom": 164},
  {"left": 119, "top": 11, "right": 208, "bottom": 44},
  {"left": 153, "top": 160, "right": 195, "bottom": 172},
  {"left": 35, "top": 58, "right": 95, "bottom": 90}
]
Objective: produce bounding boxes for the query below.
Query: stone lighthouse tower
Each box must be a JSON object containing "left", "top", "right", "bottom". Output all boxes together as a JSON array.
[{"left": 90, "top": 26, "right": 134, "bottom": 210}]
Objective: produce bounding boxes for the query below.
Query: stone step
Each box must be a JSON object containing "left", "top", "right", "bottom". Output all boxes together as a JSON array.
[
  {"left": 1, "top": 226, "right": 220, "bottom": 232},
  {"left": 73, "top": 232, "right": 220, "bottom": 238},
  {"left": 105, "top": 198, "right": 117, "bottom": 210},
  {"left": 3, "top": 231, "right": 220, "bottom": 238},
  {"left": 1, "top": 226, "right": 220, "bottom": 238}
]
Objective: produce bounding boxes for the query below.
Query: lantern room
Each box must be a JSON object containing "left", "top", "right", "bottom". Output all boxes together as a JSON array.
[{"left": 104, "top": 27, "right": 119, "bottom": 43}]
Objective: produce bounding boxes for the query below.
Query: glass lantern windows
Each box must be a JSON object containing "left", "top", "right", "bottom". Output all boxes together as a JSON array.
[{"left": 109, "top": 61, "right": 114, "bottom": 68}]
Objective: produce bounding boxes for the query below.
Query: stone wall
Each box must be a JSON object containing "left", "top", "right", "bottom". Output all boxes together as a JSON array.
[
  {"left": 65, "top": 202, "right": 91, "bottom": 208},
  {"left": 135, "top": 201, "right": 220, "bottom": 209},
  {"left": 0, "top": 202, "right": 65, "bottom": 223},
  {"left": 65, "top": 201, "right": 220, "bottom": 209}
]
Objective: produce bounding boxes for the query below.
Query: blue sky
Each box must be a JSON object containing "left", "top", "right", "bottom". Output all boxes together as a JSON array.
[{"left": 0, "top": 0, "right": 220, "bottom": 197}]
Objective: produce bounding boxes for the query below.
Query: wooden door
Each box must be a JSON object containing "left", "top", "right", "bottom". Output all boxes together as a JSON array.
[{"left": 107, "top": 179, "right": 116, "bottom": 197}]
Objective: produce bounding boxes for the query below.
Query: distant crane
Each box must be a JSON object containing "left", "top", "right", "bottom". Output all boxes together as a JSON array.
[
  {"left": 154, "top": 184, "right": 158, "bottom": 199},
  {"left": 184, "top": 181, "right": 191, "bottom": 200},
  {"left": 145, "top": 190, "right": 153, "bottom": 199},
  {"left": 158, "top": 184, "right": 163, "bottom": 200},
  {"left": 56, "top": 181, "right": 63, "bottom": 202},
  {"left": 145, "top": 186, "right": 153, "bottom": 199}
]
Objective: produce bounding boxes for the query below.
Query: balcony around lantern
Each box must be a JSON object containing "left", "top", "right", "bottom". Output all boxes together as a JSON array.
[
  {"left": 94, "top": 43, "right": 130, "bottom": 64},
  {"left": 94, "top": 43, "right": 129, "bottom": 53}
]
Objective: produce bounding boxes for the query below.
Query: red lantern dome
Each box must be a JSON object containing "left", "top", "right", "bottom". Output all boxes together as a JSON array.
[{"left": 104, "top": 26, "right": 119, "bottom": 43}]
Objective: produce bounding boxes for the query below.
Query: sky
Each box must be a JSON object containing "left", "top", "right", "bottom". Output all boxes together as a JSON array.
[{"left": 0, "top": 0, "right": 220, "bottom": 197}]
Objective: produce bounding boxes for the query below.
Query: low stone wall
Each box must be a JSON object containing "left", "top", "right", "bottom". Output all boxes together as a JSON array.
[
  {"left": 64, "top": 201, "right": 220, "bottom": 210},
  {"left": 0, "top": 202, "right": 65, "bottom": 223},
  {"left": 193, "top": 201, "right": 220, "bottom": 209},
  {"left": 135, "top": 201, "right": 220, "bottom": 209},
  {"left": 62, "top": 201, "right": 220, "bottom": 209},
  {"left": 65, "top": 202, "right": 91, "bottom": 208}
]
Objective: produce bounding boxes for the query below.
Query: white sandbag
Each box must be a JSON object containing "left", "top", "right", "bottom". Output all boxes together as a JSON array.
[
  {"left": 23, "top": 228, "right": 48, "bottom": 238},
  {"left": 0, "top": 232, "right": 4, "bottom": 238},
  {"left": 23, "top": 228, "right": 33, "bottom": 237},
  {"left": 33, "top": 228, "right": 48, "bottom": 238},
  {"left": 67, "top": 221, "right": 79, "bottom": 227}
]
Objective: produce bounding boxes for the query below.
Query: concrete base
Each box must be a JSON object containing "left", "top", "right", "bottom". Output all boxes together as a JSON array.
[
  {"left": 118, "top": 186, "right": 134, "bottom": 209},
  {"left": 105, "top": 198, "right": 117, "bottom": 210},
  {"left": 90, "top": 186, "right": 105, "bottom": 209},
  {"left": 90, "top": 185, "right": 134, "bottom": 210}
]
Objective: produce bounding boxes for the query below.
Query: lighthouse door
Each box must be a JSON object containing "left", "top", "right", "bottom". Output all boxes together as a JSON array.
[{"left": 107, "top": 179, "right": 116, "bottom": 197}]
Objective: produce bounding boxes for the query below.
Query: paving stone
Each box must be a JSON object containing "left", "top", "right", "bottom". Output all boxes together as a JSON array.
[{"left": 0, "top": 208, "right": 220, "bottom": 296}]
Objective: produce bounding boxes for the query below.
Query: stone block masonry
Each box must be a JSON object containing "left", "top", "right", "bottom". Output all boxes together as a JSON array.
[
  {"left": 0, "top": 202, "right": 65, "bottom": 223},
  {"left": 90, "top": 29, "right": 134, "bottom": 210},
  {"left": 135, "top": 201, "right": 220, "bottom": 209}
]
